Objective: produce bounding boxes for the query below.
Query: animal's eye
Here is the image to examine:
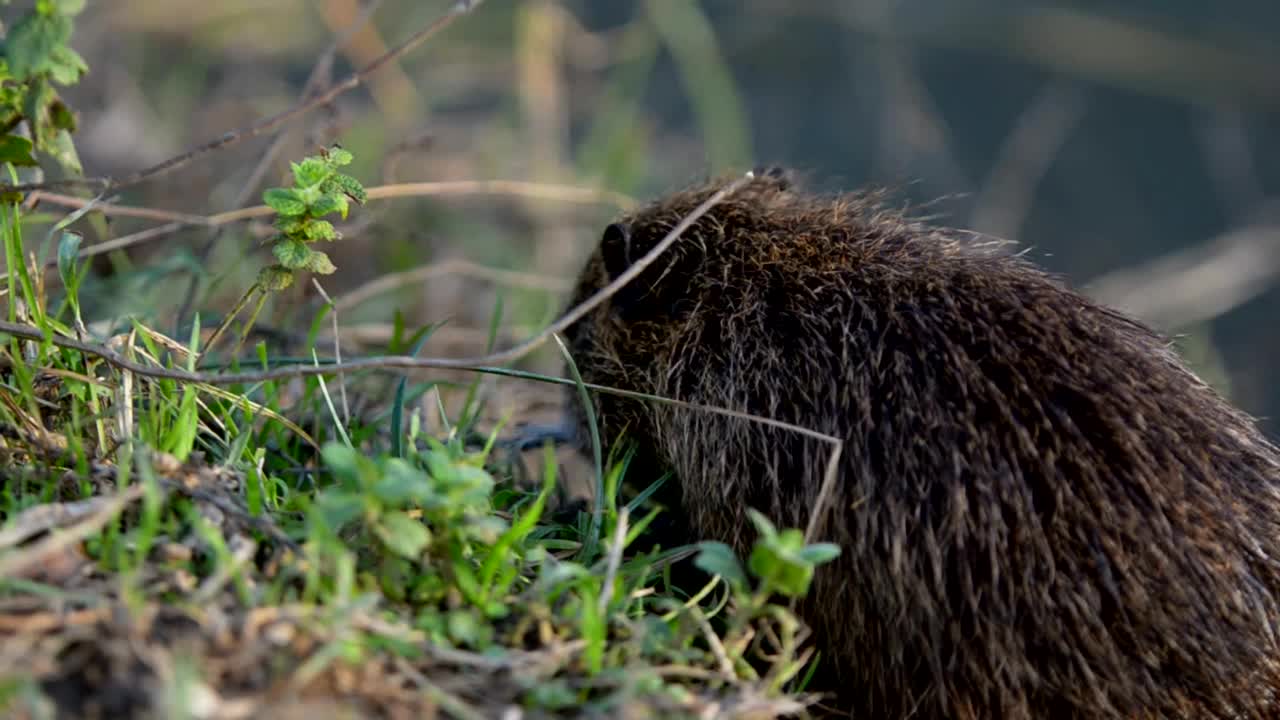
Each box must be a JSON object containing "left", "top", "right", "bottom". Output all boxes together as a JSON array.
[
  {"left": 752, "top": 165, "right": 792, "bottom": 190},
  {"left": 600, "top": 222, "right": 631, "bottom": 282}
]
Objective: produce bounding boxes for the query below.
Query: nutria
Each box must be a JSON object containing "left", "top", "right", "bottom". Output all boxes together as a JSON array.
[{"left": 558, "top": 169, "right": 1280, "bottom": 718}]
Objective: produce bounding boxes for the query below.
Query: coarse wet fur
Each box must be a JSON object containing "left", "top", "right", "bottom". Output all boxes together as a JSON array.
[{"left": 558, "top": 170, "right": 1280, "bottom": 719}]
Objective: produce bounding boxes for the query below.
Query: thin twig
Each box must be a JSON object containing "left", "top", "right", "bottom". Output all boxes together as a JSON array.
[
  {"left": 360, "top": 180, "right": 636, "bottom": 209},
  {"left": 0, "top": 0, "right": 490, "bottom": 197},
  {"left": 71, "top": 220, "right": 191, "bottom": 260},
  {"left": 691, "top": 606, "right": 738, "bottom": 680},
  {"left": 311, "top": 279, "right": 350, "bottom": 427},
  {"left": 29, "top": 192, "right": 211, "bottom": 225},
  {"left": 32, "top": 180, "right": 632, "bottom": 264}
]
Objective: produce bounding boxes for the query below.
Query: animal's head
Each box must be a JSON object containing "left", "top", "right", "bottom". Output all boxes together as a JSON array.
[
  {"left": 569, "top": 167, "right": 798, "bottom": 323},
  {"left": 555, "top": 168, "right": 798, "bottom": 444}
]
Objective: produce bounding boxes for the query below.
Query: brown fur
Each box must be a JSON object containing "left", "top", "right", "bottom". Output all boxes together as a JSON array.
[{"left": 559, "top": 170, "right": 1280, "bottom": 718}]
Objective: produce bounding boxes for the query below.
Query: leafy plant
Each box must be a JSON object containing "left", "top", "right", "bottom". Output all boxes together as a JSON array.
[
  {"left": 203, "top": 145, "right": 367, "bottom": 360},
  {"left": 695, "top": 510, "right": 840, "bottom": 601},
  {"left": 309, "top": 426, "right": 514, "bottom": 614},
  {"left": 260, "top": 146, "right": 366, "bottom": 287}
]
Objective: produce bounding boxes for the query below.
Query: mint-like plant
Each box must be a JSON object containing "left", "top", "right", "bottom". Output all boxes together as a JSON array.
[
  {"left": 203, "top": 145, "right": 366, "bottom": 360},
  {"left": 259, "top": 145, "right": 366, "bottom": 289}
]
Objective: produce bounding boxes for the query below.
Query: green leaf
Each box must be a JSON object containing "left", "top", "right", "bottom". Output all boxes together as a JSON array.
[
  {"left": 165, "top": 385, "right": 199, "bottom": 460},
  {"left": 797, "top": 543, "right": 842, "bottom": 566},
  {"left": 465, "top": 515, "right": 508, "bottom": 545},
  {"left": 748, "top": 541, "right": 814, "bottom": 598},
  {"left": 262, "top": 187, "right": 306, "bottom": 216},
  {"left": 743, "top": 519, "right": 834, "bottom": 599},
  {"left": 326, "top": 173, "right": 366, "bottom": 204},
  {"left": 308, "top": 193, "right": 347, "bottom": 220},
  {"left": 312, "top": 489, "right": 366, "bottom": 534},
  {"left": 375, "top": 510, "right": 433, "bottom": 559},
  {"left": 47, "top": 45, "right": 86, "bottom": 85},
  {"left": 526, "top": 681, "right": 578, "bottom": 710},
  {"left": 0, "top": 135, "right": 37, "bottom": 166},
  {"left": 302, "top": 219, "right": 336, "bottom": 241},
  {"left": 272, "top": 237, "right": 312, "bottom": 269},
  {"left": 417, "top": 450, "right": 495, "bottom": 511},
  {"left": 44, "top": 127, "right": 80, "bottom": 174},
  {"left": 22, "top": 75, "right": 52, "bottom": 144},
  {"left": 257, "top": 264, "right": 294, "bottom": 291},
  {"left": 694, "top": 541, "right": 748, "bottom": 590},
  {"left": 746, "top": 508, "right": 779, "bottom": 542},
  {"left": 292, "top": 157, "right": 330, "bottom": 189},
  {"left": 273, "top": 216, "right": 305, "bottom": 235},
  {"left": 580, "top": 584, "right": 605, "bottom": 674},
  {"left": 300, "top": 249, "right": 336, "bottom": 274},
  {"left": 56, "top": 230, "right": 81, "bottom": 289},
  {"left": 325, "top": 146, "right": 353, "bottom": 166},
  {"left": 5, "top": 13, "right": 69, "bottom": 79},
  {"left": 321, "top": 442, "right": 371, "bottom": 488},
  {"left": 777, "top": 528, "right": 806, "bottom": 553},
  {"left": 370, "top": 459, "right": 433, "bottom": 505}
]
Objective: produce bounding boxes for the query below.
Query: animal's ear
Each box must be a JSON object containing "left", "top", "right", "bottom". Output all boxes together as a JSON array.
[{"left": 600, "top": 222, "right": 631, "bottom": 282}]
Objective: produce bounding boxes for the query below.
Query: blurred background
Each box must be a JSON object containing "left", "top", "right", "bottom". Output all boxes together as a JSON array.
[{"left": 16, "top": 0, "right": 1280, "bottom": 433}]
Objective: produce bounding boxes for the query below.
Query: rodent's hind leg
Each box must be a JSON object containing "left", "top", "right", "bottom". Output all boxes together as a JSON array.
[{"left": 497, "top": 421, "right": 578, "bottom": 452}]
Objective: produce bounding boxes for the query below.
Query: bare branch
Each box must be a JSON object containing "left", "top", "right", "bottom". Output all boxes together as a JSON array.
[
  {"left": 31, "top": 192, "right": 211, "bottom": 226},
  {"left": 28, "top": 181, "right": 633, "bottom": 264},
  {"left": 361, "top": 180, "right": 637, "bottom": 210}
]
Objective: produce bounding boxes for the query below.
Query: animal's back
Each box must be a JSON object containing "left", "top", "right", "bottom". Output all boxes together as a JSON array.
[{"left": 562, "top": 173, "right": 1280, "bottom": 718}]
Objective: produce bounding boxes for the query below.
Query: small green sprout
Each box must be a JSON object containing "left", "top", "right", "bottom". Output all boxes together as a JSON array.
[{"left": 695, "top": 509, "right": 841, "bottom": 602}]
